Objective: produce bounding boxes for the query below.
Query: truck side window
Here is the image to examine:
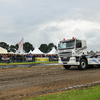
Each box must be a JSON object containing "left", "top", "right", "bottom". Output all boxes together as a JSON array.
[{"left": 76, "top": 40, "right": 82, "bottom": 48}]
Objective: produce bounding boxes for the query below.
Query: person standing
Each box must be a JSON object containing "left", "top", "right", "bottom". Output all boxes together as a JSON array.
[
  {"left": 0, "top": 54, "right": 2, "bottom": 63},
  {"left": 32, "top": 54, "right": 36, "bottom": 62}
]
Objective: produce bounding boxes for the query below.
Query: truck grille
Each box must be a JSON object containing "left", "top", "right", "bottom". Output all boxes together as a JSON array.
[
  {"left": 61, "top": 57, "right": 70, "bottom": 61},
  {"left": 59, "top": 52, "right": 72, "bottom": 57}
]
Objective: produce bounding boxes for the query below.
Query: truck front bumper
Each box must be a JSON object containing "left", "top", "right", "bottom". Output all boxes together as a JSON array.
[{"left": 58, "top": 57, "right": 80, "bottom": 66}]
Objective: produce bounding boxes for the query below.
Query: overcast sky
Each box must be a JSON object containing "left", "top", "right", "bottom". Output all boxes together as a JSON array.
[{"left": 0, "top": 0, "right": 100, "bottom": 51}]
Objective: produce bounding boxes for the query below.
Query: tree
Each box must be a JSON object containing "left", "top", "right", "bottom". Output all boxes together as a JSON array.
[
  {"left": 39, "top": 44, "right": 48, "bottom": 53},
  {"left": 9, "top": 45, "right": 16, "bottom": 53},
  {"left": 15, "top": 43, "right": 18, "bottom": 50},
  {"left": 23, "top": 42, "right": 34, "bottom": 53},
  {"left": 47, "top": 43, "right": 54, "bottom": 52},
  {"left": 0, "top": 42, "right": 9, "bottom": 50},
  {"left": 54, "top": 45, "right": 57, "bottom": 50},
  {"left": 47, "top": 43, "right": 57, "bottom": 53},
  {"left": 39, "top": 43, "right": 57, "bottom": 53},
  {"left": 90, "top": 50, "right": 94, "bottom": 55}
]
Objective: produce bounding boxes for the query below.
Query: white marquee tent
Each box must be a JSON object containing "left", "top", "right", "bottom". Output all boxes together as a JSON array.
[
  {"left": 0, "top": 47, "right": 14, "bottom": 54},
  {"left": 29, "top": 50, "right": 33, "bottom": 54},
  {"left": 47, "top": 47, "right": 58, "bottom": 54},
  {"left": 30, "top": 47, "right": 43, "bottom": 54},
  {"left": 0, "top": 47, "right": 8, "bottom": 54}
]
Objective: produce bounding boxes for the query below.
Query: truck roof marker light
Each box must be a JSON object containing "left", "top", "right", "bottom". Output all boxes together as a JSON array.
[
  {"left": 72, "top": 37, "right": 74, "bottom": 39},
  {"left": 63, "top": 38, "right": 65, "bottom": 40}
]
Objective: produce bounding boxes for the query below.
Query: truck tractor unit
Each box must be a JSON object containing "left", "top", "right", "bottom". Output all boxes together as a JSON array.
[{"left": 58, "top": 37, "right": 100, "bottom": 70}]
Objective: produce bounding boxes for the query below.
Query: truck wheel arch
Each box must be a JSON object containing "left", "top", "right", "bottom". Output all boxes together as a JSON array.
[
  {"left": 80, "top": 56, "right": 88, "bottom": 64},
  {"left": 78, "top": 56, "right": 88, "bottom": 69}
]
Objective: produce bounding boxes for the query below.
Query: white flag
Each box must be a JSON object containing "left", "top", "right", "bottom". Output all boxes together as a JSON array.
[{"left": 18, "top": 38, "right": 24, "bottom": 53}]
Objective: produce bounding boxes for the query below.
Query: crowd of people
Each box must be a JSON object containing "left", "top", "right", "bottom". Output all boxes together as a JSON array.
[{"left": 0, "top": 53, "right": 58, "bottom": 63}]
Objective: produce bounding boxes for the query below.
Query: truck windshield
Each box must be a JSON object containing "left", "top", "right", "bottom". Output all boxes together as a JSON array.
[{"left": 59, "top": 40, "right": 75, "bottom": 49}]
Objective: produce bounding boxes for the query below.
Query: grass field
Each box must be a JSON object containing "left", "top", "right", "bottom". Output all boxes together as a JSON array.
[
  {"left": 25, "top": 85, "right": 100, "bottom": 100},
  {"left": 0, "top": 61, "right": 58, "bottom": 66}
]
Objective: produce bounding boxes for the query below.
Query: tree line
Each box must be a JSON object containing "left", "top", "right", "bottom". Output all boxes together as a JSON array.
[{"left": 0, "top": 42, "right": 57, "bottom": 53}]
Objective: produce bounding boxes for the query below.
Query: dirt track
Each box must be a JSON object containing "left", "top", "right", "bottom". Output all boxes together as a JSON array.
[{"left": 0, "top": 65, "right": 100, "bottom": 100}]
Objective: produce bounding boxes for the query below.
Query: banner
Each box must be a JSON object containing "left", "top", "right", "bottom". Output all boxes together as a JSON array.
[
  {"left": 35, "top": 57, "right": 49, "bottom": 62},
  {"left": 18, "top": 38, "right": 24, "bottom": 53}
]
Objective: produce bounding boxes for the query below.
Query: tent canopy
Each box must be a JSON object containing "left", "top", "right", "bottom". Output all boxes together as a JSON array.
[
  {"left": 31, "top": 47, "right": 43, "bottom": 54},
  {"left": 29, "top": 50, "right": 33, "bottom": 54},
  {"left": 0, "top": 47, "right": 8, "bottom": 54},
  {"left": 0, "top": 47, "right": 14, "bottom": 54},
  {"left": 47, "top": 47, "right": 58, "bottom": 54}
]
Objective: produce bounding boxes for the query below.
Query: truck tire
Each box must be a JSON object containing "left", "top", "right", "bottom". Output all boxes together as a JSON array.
[
  {"left": 63, "top": 65, "right": 71, "bottom": 69},
  {"left": 78, "top": 59, "right": 87, "bottom": 70}
]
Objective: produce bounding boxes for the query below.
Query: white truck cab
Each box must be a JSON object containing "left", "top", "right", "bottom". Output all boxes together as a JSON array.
[{"left": 58, "top": 37, "right": 100, "bottom": 69}]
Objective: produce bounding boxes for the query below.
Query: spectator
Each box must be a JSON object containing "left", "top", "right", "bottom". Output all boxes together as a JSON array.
[{"left": 0, "top": 54, "right": 2, "bottom": 63}]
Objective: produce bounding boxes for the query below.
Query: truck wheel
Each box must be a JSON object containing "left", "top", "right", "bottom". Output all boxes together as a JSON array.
[
  {"left": 63, "top": 65, "right": 71, "bottom": 69},
  {"left": 78, "top": 59, "right": 87, "bottom": 70}
]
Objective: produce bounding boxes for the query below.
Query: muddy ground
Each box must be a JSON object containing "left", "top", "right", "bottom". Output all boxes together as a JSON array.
[{"left": 0, "top": 65, "right": 100, "bottom": 100}]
